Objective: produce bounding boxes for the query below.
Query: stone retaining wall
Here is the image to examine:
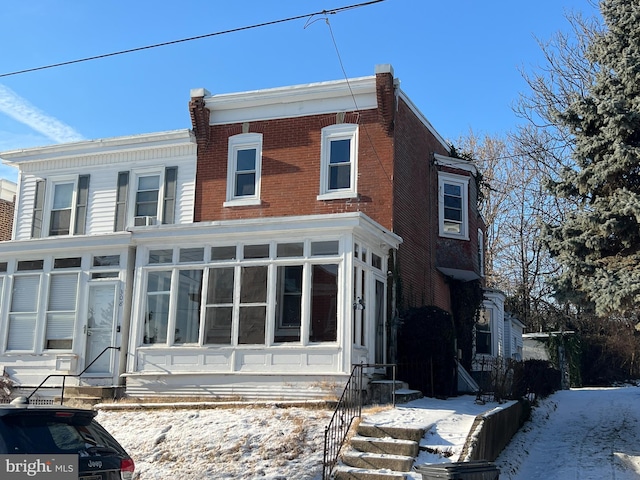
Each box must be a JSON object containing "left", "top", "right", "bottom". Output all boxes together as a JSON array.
[{"left": 460, "top": 399, "right": 529, "bottom": 461}]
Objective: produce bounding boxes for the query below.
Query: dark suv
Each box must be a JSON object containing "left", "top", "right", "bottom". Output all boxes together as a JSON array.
[{"left": 0, "top": 398, "right": 134, "bottom": 479}]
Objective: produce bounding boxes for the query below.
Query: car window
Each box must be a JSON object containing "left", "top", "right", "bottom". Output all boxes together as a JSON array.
[{"left": 0, "top": 414, "right": 124, "bottom": 455}]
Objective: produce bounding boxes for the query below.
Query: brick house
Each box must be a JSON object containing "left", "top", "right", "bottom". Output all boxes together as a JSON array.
[
  {"left": 0, "top": 65, "right": 503, "bottom": 401},
  {"left": 0, "top": 179, "right": 16, "bottom": 241}
]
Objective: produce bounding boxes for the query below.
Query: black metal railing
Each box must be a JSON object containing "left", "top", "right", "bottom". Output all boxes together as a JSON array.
[
  {"left": 27, "top": 346, "right": 120, "bottom": 404},
  {"left": 322, "top": 363, "right": 397, "bottom": 480}
]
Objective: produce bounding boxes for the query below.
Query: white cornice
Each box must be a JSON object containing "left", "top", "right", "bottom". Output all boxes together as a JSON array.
[
  {"left": 130, "top": 212, "right": 402, "bottom": 248},
  {"left": 0, "top": 232, "right": 132, "bottom": 256},
  {"left": 203, "top": 76, "right": 378, "bottom": 125},
  {"left": 434, "top": 153, "right": 478, "bottom": 175},
  {"left": 0, "top": 130, "right": 195, "bottom": 166}
]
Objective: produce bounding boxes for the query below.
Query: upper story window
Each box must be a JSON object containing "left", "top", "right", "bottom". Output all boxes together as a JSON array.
[
  {"left": 135, "top": 174, "right": 160, "bottom": 218},
  {"left": 31, "top": 175, "right": 90, "bottom": 238},
  {"left": 438, "top": 172, "right": 470, "bottom": 240},
  {"left": 318, "top": 124, "right": 358, "bottom": 200},
  {"left": 114, "top": 166, "right": 178, "bottom": 231},
  {"left": 225, "top": 133, "right": 262, "bottom": 207}
]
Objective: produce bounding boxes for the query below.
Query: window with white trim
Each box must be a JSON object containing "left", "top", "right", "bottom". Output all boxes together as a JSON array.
[
  {"left": 45, "top": 273, "right": 78, "bottom": 349},
  {"left": 438, "top": 172, "right": 469, "bottom": 239},
  {"left": 140, "top": 240, "right": 341, "bottom": 347},
  {"left": 225, "top": 133, "right": 262, "bottom": 206},
  {"left": 475, "top": 308, "right": 492, "bottom": 355},
  {"left": 7, "top": 274, "right": 40, "bottom": 351},
  {"left": 114, "top": 167, "right": 178, "bottom": 230},
  {"left": 318, "top": 124, "right": 358, "bottom": 200},
  {"left": 31, "top": 175, "right": 90, "bottom": 238}
]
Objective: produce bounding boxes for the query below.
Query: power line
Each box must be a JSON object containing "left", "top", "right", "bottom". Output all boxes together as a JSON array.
[
  {"left": 318, "top": 15, "right": 394, "bottom": 186},
  {"left": 0, "top": 0, "right": 385, "bottom": 79}
]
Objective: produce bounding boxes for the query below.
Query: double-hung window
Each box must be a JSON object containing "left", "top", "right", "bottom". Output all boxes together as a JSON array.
[
  {"left": 438, "top": 172, "right": 470, "bottom": 239},
  {"left": 225, "top": 133, "right": 262, "bottom": 206},
  {"left": 31, "top": 175, "right": 90, "bottom": 238},
  {"left": 475, "top": 309, "right": 492, "bottom": 355},
  {"left": 318, "top": 124, "right": 359, "bottom": 200},
  {"left": 114, "top": 166, "right": 178, "bottom": 230}
]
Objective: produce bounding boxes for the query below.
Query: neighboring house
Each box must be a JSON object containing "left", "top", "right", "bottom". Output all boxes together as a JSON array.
[
  {"left": 0, "top": 179, "right": 16, "bottom": 241},
  {"left": 504, "top": 313, "right": 524, "bottom": 361},
  {"left": 0, "top": 130, "right": 196, "bottom": 392},
  {"left": 0, "top": 65, "right": 507, "bottom": 401}
]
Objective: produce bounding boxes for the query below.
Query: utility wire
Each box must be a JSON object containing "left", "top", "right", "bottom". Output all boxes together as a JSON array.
[
  {"left": 0, "top": 0, "right": 385, "bottom": 78},
  {"left": 319, "top": 15, "right": 394, "bottom": 186}
]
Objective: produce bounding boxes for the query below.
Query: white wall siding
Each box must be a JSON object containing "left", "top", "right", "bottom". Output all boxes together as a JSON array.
[
  {"left": 11, "top": 136, "right": 196, "bottom": 240},
  {"left": 14, "top": 173, "right": 36, "bottom": 241}
]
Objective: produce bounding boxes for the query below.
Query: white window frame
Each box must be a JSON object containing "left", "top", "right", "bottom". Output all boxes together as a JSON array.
[
  {"left": 45, "top": 272, "right": 79, "bottom": 351},
  {"left": 224, "top": 133, "right": 262, "bottom": 207},
  {"left": 129, "top": 168, "right": 165, "bottom": 226},
  {"left": 438, "top": 172, "right": 470, "bottom": 240},
  {"left": 45, "top": 177, "right": 78, "bottom": 237},
  {"left": 318, "top": 124, "right": 359, "bottom": 200},
  {"left": 475, "top": 308, "right": 493, "bottom": 356}
]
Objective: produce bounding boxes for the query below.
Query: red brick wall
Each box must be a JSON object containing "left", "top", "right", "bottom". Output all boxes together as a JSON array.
[
  {"left": 0, "top": 198, "right": 14, "bottom": 241},
  {"left": 391, "top": 96, "right": 451, "bottom": 312},
  {"left": 435, "top": 166, "right": 485, "bottom": 283},
  {"left": 194, "top": 109, "right": 395, "bottom": 227}
]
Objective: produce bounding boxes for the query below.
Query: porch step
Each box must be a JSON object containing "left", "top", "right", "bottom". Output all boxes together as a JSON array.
[
  {"left": 368, "top": 380, "right": 422, "bottom": 405},
  {"left": 357, "top": 424, "right": 426, "bottom": 442},
  {"left": 58, "top": 386, "right": 124, "bottom": 406},
  {"left": 350, "top": 435, "right": 419, "bottom": 457},
  {"left": 57, "top": 396, "right": 103, "bottom": 407},
  {"left": 340, "top": 451, "right": 415, "bottom": 472},
  {"left": 395, "top": 388, "right": 423, "bottom": 404},
  {"left": 334, "top": 423, "right": 424, "bottom": 479},
  {"left": 333, "top": 466, "right": 408, "bottom": 480}
]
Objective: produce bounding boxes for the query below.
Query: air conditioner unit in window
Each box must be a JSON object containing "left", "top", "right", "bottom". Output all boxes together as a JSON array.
[{"left": 134, "top": 215, "right": 158, "bottom": 226}]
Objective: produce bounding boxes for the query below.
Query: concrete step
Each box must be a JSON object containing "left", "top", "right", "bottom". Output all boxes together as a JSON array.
[
  {"left": 351, "top": 435, "right": 419, "bottom": 457},
  {"left": 63, "top": 386, "right": 124, "bottom": 400},
  {"left": 357, "top": 424, "right": 426, "bottom": 442},
  {"left": 395, "top": 389, "right": 423, "bottom": 404},
  {"left": 57, "top": 396, "right": 103, "bottom": 407},
  {"left": 341, "top": 451, "right": 415, "bottom": 472},
  {"left": 333, "top": 466, "right": 407, "bottom": 480}
]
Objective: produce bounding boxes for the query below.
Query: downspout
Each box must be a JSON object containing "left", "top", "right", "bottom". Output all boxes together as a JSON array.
[{"left": 117, "top": 246, "right": 136, "bottom": 387}]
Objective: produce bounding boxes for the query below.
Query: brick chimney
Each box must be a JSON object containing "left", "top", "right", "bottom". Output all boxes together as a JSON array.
[
  {"left": 375, "top": 64, "right": 396, "bottom": 133},
  {"left": 189, "top": 88, "right": 212, "bottom": 148}
]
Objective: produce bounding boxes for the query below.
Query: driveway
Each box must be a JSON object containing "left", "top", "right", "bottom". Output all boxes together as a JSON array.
[{"left": 497, "top": 386, "right": 640, "bottom": 479}]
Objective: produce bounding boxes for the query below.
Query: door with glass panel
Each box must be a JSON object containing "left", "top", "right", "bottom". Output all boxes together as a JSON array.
[{"left": 84, "top": 282, "right": 118, "bottom": 374}]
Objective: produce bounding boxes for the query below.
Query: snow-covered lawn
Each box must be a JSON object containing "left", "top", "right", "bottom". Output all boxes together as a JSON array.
[{"left": 95, "top": 385, "right": 640, "bottom": 479}]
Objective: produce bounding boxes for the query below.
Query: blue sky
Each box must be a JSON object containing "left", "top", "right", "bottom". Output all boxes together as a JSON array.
[{"left": 0, "top": 0, "right": 598, "bottom": 182}]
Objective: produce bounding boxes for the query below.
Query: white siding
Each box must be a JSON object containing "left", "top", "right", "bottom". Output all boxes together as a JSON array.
[
  {"left": 14, "top": 173, "right": 36, "bottom": 240},
  {"left": 12, "top": 137, "right": 196, "bottom": 240}
]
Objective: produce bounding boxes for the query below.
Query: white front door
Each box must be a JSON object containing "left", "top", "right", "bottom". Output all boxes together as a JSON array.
[{"left": 84, "top": 282, "right": 118, "bottom": 375}]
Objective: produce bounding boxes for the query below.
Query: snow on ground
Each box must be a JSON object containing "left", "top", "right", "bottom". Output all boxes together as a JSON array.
[
  {"left": 95, "top": 396, "right": 492, "bottom": 480},
  {"left": 496, "top": 386, "right": 640, "bottom": 480},
  {"left": 95, "top": 385, "right": 640, "bottom": 480}
]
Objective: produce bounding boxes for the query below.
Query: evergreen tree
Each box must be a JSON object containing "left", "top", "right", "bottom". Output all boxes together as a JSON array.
[{"left": 545, "top": 0, "right": 640, "bottom": 315}]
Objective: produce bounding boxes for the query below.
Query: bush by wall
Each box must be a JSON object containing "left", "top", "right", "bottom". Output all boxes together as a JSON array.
[{"left": 397, "top": 306, "right": 456, "bottom": 397}]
